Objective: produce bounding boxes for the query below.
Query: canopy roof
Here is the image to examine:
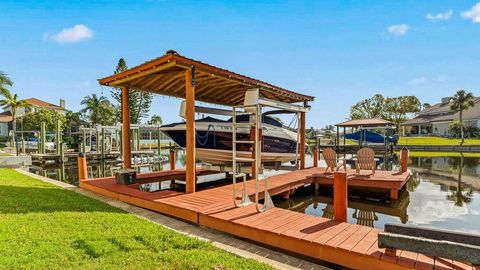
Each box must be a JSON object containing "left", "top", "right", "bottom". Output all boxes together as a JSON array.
[
  {"left": 98, "top": 50, "right": 314, "bottom": 106},
  {"left": 336, "top": 118, "right": 394, "bottom": 128}
]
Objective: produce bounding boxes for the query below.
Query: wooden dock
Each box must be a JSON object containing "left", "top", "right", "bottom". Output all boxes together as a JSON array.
[
  {"left": 313, "top": 169, "right": 410, "bottom": 200},
  {"left": 80, "top": 167, "right": 475, "bottom": 270}
]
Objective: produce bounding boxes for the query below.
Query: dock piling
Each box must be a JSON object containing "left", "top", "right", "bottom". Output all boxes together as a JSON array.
[
  {"left": 333, "top": 171, "right": 348, "bottom": 222},
  {"left": 77, "top": 153, "right": 88, "bottom": 180},
  {"left": 40, "top": 122, "right": 46, "bottom": 154},
  {"left": 169, "top": 149, "right": 175, "bottom": 170},
  {"left": 400, "top": 147, "right": 409, "bottom": 173},
  {"left": 313, "top": 147, "right": 318, "bottom": 167},
  {"left": 55, "top": 120, "right": 62, "bottom": 155}
]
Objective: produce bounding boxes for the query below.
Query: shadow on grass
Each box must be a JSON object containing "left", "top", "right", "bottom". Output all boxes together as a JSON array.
[{"left": 0, "top": 185, "right": 125, "bottom": 214}]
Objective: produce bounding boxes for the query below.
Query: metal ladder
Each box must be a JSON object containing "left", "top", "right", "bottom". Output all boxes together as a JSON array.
[{"left": 232, "top": 104, "right": 274, "bottom": 212}]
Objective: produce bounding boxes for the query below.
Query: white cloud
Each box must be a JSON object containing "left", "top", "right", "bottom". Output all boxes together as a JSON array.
[
  {"left": 410, "top": 76, "right": 429, "bottom": 85},
  {"left": 387, "top": 24, "right": 409, "bottom": 36},
  {"left": 426, "top": 10, "right": 453, "bottom": 21},
  {"left": 462, "top": 2, "right": 480, "bottom": 23},
  {"left": 81, "top": 81, "right": 91, "bottom": 88},
  {"left": 410, "top": 75, "right": 448, "bottom": 85},
  {"left": 45, "top": 24, "right": 93, "bottom": 44},
  {"left": 432, "top": 75, "right": 448, "bottom": 82}
]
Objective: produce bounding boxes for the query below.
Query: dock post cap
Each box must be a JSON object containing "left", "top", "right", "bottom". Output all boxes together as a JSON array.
[
  {"left": 78, "top": 153, "right": 86, "bottom": 158},
  {"left": 166, "top": 49, "right": 179, "bottom": 55},
  {"left": 401, "top": 146, "right": 409, "bottom": 151}
]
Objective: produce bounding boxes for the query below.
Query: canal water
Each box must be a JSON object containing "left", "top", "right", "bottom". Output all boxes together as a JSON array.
[
  {"left": 29, "top": 152, "right": 480, "bottom": 233},
  {"left": 275, "top": 153, "right": 480, "bottom": 233}
]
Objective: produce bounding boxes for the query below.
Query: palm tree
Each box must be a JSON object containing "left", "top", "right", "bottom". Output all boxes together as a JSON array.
[
  {"left": 80, "top": 94, "right": 116, "bottom": 126},
  {"left": 0, "top": 71, "right": 13, "bottom": 92},
  {"left": 450, "top": 90, "right": 475, "bottom": 145},
  {"left": 447, "top": 153, "right": 473, "bottom": 206},
  {"left": 80, "top": 94, "right": 106, "bottom": 125},
  {"left": 0, "top": 86, "right": 31, "bottom": 146},
  {"left": 148, "top": 114, "right": 162, "bottom": 125}
]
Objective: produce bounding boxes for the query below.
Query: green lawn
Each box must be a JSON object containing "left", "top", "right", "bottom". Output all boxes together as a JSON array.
[
  {"left": 398, "top": 136, "right": 480, "bottom": 146},
  {"left": 403, "top": 151, "right": 480, "bottom": 158},
  {"left": 0, "top": 168, "right": 273, "bottom": 270}
]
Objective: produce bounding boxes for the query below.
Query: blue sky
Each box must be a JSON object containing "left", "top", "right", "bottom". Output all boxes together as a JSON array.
[{"left": 1, "top": 0, "right": 479, "bottom": 127}]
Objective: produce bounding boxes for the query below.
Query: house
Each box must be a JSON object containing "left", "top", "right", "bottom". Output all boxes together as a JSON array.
[
  {"left": 15, "top": 98, "right": 66, "bottom": 117},
  {"left": 401, "top": 97, "right": 480, "bottom": 137},
  {"left": 0, "top": 111, "right": 13, "bottom": 138},
  {"left": 0, "top": 98, "right": 65, "bottom": 139}
]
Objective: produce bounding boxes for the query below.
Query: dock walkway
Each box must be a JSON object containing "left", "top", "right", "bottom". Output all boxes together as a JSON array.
[{"left": 80, "top": 168, "right": 474, "bottom": 270}]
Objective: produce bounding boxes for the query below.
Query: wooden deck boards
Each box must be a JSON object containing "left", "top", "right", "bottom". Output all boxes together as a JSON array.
[{"left": 80, "top": 168, "right": 474, "bottom": 270}]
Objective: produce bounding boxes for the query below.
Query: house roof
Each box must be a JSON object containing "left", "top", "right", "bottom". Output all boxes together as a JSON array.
[
  {"left": 24, "top": 98, "right": 63, "bottom": 109},
  {"left": 98, "top": 50, "right": 314, "bottom": 106},
  {"left": 0, "top": 111, "right": 13, "bottom": 123},
  {"left": 402, "top": 97, "right": 480, "bottom": 126},
  {"left": 336, "top": 118, "right": 394, "bottom": 128}
]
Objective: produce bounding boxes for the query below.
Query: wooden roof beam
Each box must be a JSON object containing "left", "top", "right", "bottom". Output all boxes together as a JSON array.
[
  {"left": 105, "top": 61, "right": 179, "bottom": 87},
  {"left": 151, "top": 73, "right": 185, "bottom": 92}
]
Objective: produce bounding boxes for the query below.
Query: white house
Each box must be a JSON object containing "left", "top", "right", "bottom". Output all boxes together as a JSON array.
[
  {"left": 401, "top": 97, "right": 480, "bottom": 136},
  {"left": 0, "top": 98, "right": 65, "bottom": 139}
]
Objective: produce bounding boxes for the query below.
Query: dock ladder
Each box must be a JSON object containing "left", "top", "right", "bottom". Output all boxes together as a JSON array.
[{"left": 232, "top": 103, "right": 274, "bottom": 212}]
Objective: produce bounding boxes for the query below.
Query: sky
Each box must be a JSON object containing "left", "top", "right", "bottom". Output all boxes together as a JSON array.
[{"left": 1, "top": 0, "right": 480, "bottom": 128}]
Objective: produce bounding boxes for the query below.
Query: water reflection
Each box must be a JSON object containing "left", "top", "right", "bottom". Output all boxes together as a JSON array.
[
  {"left": 29, "top": 150, "right": 186, "bottom": 186},
  {"left": 276, "top": 153, "right": 480, "bottom": 233}
]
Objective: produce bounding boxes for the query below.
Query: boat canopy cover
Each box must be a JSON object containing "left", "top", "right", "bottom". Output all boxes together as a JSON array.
[{"left": 345, "top": 130, "right": 394, "bottom": 143}]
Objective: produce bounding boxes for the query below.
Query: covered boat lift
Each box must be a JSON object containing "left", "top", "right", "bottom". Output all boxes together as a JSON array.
[
  {"left": 331, "top": 118, "right": 396, "bottom": 154},
  {"left": 98, "top": 50, "right": 314, "bottom": 193}
]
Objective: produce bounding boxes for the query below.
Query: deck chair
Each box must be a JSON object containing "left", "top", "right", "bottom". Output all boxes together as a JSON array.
[
  {"left": 322, "top": 148, "right": 341, "bottom": 173},
  {"left": 355, "top": 147, "right": 376, "bottom": 175}
]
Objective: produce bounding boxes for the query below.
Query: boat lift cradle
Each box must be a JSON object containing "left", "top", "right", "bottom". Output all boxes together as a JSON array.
[{"left": 179, "top": 89, "right": 309, "bottom": 212}]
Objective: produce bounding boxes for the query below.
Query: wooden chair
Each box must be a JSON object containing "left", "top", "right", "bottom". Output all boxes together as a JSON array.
[
  {"left": 355, "top": 147, "right": 376, "bottom": 175},
  {"left": 322, "top": 148, "right": 341, "bottom": 173}
]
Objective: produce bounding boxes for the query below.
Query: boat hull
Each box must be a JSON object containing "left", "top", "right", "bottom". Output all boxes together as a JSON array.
[{"left": 161, "top": 121, "right": 299, "bottom": 165}]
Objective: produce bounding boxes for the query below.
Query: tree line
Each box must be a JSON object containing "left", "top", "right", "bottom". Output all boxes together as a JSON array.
[
  {"left": 0, "top": 58, "right": 163, "bottom": 137},
  {"left": 349, "top": 94, "right": 423, "bottom": 127},
  {"left": 348, "top": 91, "right": 476, "bottom": 144}
]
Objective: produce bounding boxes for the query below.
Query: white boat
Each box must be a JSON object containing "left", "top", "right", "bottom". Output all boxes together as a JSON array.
[{"left": 161, "top": 114, "right": 300, "bottom": 166}]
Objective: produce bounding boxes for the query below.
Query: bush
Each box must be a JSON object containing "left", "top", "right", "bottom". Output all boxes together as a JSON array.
[{"left": 448, "top": 120, "right": 480, "bottom": 138}]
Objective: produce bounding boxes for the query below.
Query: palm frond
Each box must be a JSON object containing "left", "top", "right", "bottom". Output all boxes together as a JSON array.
[
  {"left": 0, "top": 72, "right": 13, "bottom": 87},
  {"left": 0, "top": 88, "right": 12, "bottom": 100}
]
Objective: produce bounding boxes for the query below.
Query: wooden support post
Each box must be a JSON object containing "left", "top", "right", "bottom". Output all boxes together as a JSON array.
[
  {"left": 300, "top": 111, "right": 306, "bottom": 169},
  {"left": 121, "top": 86, "right": 132, "bottom": 169},
  {"left": 119, "top": 129, "right": 123, "bottom": 157},
  {"left": 56, "top": 120, "right": 62, "bottom": 155},
  {"left": 81, "top": 129, "right": 86, "bottom": 153},
  {"left": 96, "top": 129, "right": 100, "bottom": 153},
  {"left": 401, "top": 147, "right": 409, "bottom": 173},
  {"left": 59, "top": 141, "right": 64, "bottom": 163},
  {"left": 169, "top": 149, "right": 175, "bottom": 170},
  {"left": 390, "top": 189, "right": 399, "bottom": 200},
  {"left": 77, "top": 153, "right": 88, "bottom": 180},
  {"left": 313, "top": 147, "right": 319, "bottom": 167},
  {"left": 136, "top": 129, "right": 141, "bottom": 151},
  {"left": 336, "top": 126, "right": 339, "bottom": 151},
  {"left": 185, "top": 67, "right": 196, "bottom": 193},
  {"left": 40, "top": 122, "right": 46, "bottom": 154},
  {"left": 157, "top": 126, "right": 162, "bottom": 156},
  {"left": 101, "top": 127, "right": 106, "bottom": 160},
  {"left": 333, "top": 171, "right": 348, "bottom": 222}
]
